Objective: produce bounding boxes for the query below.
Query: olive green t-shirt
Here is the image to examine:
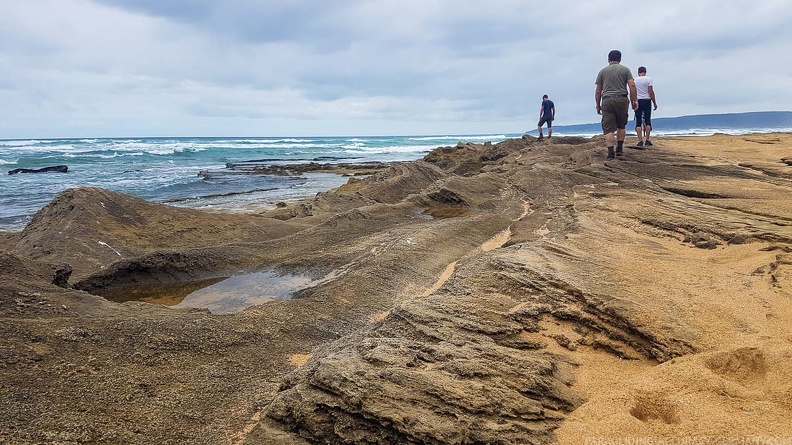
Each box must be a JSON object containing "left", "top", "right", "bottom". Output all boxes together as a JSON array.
[{"left": 595, "top": 63, "right": 633, "bottom": 96}]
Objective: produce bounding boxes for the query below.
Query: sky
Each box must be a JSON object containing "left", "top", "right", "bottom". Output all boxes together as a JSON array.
[{"left": 1, "top": 0, "right": 791, "bottom": 138}]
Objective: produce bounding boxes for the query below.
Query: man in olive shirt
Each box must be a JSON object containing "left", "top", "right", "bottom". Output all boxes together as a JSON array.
[{"left": 595, "top": 50, "right": 638, "bottom": 160}]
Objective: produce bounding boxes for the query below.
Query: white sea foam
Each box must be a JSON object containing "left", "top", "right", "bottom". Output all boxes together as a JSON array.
[
  {"left": 142, "top": 164, "right": 205, "bottom": 174},
  {"left": 202, "top": 142, "right": 335, "bottom": 150},
  {"left": 58, "top": 151, "right": 141, "bottom": 159},
  {"left": 107, "top": 141, "right": 206, "bottom": 155},
  {"left": 408, "top": 135, "right": 507, "bottom": 141},
  {"left": 215, "top": 138, "right": 317, "bottom": 144},
  {"left": 343, "top": 144, "right": 436, "bottom": 154},
  {"left": 0, "top": 143, "right": 77, "bottom": 155},
  {"left": 0, "top": 140, "right": 46, "bottom": 147},
  {"left": 342, "top": 142, "right": 365, "bottom": 149}
]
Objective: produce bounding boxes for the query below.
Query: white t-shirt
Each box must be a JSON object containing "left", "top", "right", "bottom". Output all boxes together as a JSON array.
[{"left": 635, "top": 76, "right": 653, "bottom": 100}]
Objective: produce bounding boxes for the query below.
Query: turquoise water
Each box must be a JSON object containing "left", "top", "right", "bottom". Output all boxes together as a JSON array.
[
  {"left": 0, "top": 135, "right": 510, "bottom": 230},
  {"left": 4, "top": 122, "right": 782, "bottom": 231}
]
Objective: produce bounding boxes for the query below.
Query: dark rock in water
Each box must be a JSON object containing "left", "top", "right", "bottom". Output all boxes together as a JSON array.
[
  {"left": 8, "top": 165, "right": 68, "bottom": 175},
  {"left": 201, "top": 161, "right": 391, "bottom": 179}
]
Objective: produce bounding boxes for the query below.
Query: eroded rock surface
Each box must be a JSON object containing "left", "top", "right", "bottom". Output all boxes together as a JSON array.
[{"left": 2, "top": 134, "right": 792, "bottom": 444}]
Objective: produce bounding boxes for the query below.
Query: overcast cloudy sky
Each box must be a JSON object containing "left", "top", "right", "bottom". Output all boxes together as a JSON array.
[{"left": 1, "top": 0, "right": 790, "bottom": 138}]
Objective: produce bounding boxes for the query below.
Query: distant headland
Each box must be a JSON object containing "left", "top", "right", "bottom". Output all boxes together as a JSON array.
[{"left": 535, "top": 111, "right": 792, "bottom": 135}]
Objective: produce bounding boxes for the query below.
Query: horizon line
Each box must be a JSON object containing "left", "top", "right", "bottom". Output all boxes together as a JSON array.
[{"left": 2, "top": 110, "right": 790, "bottom": 141}]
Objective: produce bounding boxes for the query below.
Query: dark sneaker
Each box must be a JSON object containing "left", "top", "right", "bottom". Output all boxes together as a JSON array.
[
  {"left": 538, "top": 134, "right": 544, "bottom": 141},
  {"left": 645, "top": 140, "right": 653, "bottom": 146},
  {"left": 606, "top": 148, "right": 615, "bottom": 160},
  {"left": 616, "top": 149, "right": 623, "bottom": 156},
  {"left": 636, "top": 140, "right": 644, "bottom": 147}
]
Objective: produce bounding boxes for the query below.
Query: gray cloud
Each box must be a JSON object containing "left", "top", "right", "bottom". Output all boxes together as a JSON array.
[
  {"left": 95, "top": 0, "right": 357, "bottom": 46},
  {"left": 0, "top": 0, "right": 790, "bottom": 138}
]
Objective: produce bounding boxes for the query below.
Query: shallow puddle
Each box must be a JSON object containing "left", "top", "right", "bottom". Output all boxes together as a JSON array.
[
  {"left": 95, "top": 270, "right": 323, "bottom": 314},
  {"left": 174, "top": 271, "right": 318, "bottom": 314},
  {"left": 97, "top": 277, "right": 226, "bottom": 306}
]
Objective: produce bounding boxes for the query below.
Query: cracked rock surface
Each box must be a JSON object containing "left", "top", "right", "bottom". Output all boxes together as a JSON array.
[{"left": 2, "top": 133, "right": 792, "bottom": 444}]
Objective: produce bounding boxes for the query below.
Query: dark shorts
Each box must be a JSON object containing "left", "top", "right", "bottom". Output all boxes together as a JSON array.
[
  {"left": 635, "top": 99, "right": 653, "bottom": 127},
  {"left": 600, "top": 96, "right": 630, "bottom": 133},
  {"left": 538, "top": 116, "right": 553, "bottom": 128}
]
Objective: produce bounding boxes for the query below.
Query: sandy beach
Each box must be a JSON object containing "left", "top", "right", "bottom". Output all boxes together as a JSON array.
[{"left": 2, "top": 133, "right": 791, "bottom": 444}]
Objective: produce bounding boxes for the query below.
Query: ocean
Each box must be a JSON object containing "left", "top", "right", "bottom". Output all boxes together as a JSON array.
[
  {"left": 0, "top": 135, "right": 508, "bottom": 231},
  {"left": 2, "top": 113, "right": 791, "bottom": 232}
]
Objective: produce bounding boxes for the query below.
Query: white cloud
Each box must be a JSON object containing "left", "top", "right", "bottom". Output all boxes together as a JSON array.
[{"left": 0, "top": 0, "right": 790, "bottom": 137}]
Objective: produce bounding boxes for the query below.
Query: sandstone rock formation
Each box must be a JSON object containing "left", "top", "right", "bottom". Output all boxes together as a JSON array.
[{"left": 2, "top": 134, "right": 791, "bottom": 444}]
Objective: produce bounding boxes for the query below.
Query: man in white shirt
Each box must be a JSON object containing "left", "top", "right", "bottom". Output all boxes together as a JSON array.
[{"left": 634, "top": 66, "right": 658, "bottom": 146}]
